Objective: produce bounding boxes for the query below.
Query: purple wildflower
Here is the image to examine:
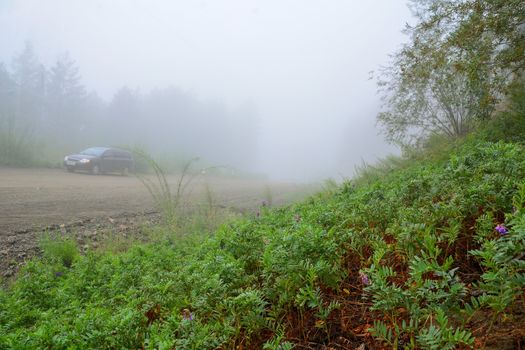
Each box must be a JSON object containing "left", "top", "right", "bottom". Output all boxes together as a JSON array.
[
  {"left": 360, "top": 272, "right": 370, "bottom": 286},
  {"left": 182, "top": 309, "right": 194, "bottom": 321},
  {"left": 495, "top": 224, "right": 508, "bottom": 236}
]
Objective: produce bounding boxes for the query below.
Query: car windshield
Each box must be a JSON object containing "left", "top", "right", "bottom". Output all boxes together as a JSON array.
[{"left": 79, "top": 147, "right": 106, "bottom": 156}]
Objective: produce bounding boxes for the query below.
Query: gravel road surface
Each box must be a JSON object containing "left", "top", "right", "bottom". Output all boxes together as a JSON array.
[{"left": 0, "top": 167, "right": 310, "bottom": 278}]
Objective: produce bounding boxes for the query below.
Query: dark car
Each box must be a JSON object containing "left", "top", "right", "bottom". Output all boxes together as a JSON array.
[{"left": 64, "top": 147, "right": 134, "bottom": 175}]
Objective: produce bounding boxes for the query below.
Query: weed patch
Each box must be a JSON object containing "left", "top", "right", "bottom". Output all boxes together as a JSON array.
[{"left": 39, "top": 233, "right": 79, "bottom": 268}]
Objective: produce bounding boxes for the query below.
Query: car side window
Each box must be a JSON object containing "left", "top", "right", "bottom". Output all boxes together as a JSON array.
[
  {"left": 115, "top": 151, "right": 127, "bottom": 158},
  {"left": 118, "top": 151, "right": 132, "bottom": 159},
  {"left": 104, "top": 150, "right": 114, "bottom": 158}
]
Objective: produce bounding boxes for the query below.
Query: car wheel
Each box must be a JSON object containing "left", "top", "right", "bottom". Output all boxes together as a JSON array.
[
  {"left": 121, "top": 167, "right": 129, "bottom": 176},
  {"left": 91, "top": 164, "right": 101, "bottom": 175}
]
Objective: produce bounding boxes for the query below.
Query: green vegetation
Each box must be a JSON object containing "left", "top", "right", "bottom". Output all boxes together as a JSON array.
[
  {"left": 2, "top": 135, "right": 525, "bottom": 348},
  {"left": 39, "top": 234, "right": 79, "bottom": 269}
]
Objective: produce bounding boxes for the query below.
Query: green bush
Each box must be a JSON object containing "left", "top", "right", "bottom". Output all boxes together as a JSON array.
[{"left": 479, "top": 80, "right": 525, "bottom": 144}]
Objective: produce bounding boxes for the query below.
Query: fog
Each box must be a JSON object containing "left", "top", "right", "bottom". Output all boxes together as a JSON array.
[{"left": 0, "top": 0, "right": 412, "bottom": 181}]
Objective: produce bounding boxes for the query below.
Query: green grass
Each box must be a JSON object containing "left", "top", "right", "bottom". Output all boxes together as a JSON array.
[
  {"left": 0, "top": 116, "right": 39, "bottom": 167},
  {"left": 1, "top": 139, "right": 525, "bottom": 349},
  {"left": 39, "top": 233, "right": 79, "bottom": 268}
]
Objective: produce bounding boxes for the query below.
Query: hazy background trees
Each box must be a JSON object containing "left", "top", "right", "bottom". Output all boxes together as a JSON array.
[
  {"left": 0, "top": 42, "right": 259, "bottom": 171},
  {"left": 46, "top": 53, "right": 87, "bottom": 138}
]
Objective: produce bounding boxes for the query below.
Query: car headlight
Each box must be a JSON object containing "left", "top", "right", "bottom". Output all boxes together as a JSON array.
[
  {"left": 79, "top": 159, "right": 90, "bottom": 164},
  {"left": 64, "top": 156, "right": 69, "bottom": 161}
]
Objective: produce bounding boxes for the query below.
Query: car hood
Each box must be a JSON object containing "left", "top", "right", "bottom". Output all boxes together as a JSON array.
[{"left": 66, "top": 154, "right": 98, "bottom": 161}]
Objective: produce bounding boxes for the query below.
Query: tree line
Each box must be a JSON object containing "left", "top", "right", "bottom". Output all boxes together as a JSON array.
[{"left": 0, "top": 42, "right": 259, "bottom": 169}]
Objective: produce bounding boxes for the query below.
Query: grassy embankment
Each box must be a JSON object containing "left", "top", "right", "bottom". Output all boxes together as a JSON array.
[
  {"left": 1, "top": 91, "right": 525, "bottom": 349},
  {"left": 1, "top": 136, "right": 525, "bottom": 349}
]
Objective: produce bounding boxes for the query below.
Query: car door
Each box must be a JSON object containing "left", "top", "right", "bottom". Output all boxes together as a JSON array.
[
  {"left": 120, "top": 151, "right": 133, "bottom": 172},
  {"left": 100, "top": 150, "right": 116, "bottom": 172},
  {"left": 114, "top": 150, "right": 127, "bottom": 172}
]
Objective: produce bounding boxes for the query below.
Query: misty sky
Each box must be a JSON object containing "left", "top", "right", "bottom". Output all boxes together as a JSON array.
[{"left": 0, "top": 0, "right": 412, "bottom": 181}]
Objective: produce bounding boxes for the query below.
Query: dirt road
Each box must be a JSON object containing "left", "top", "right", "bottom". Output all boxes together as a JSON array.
[{"left": 0, "top": 167, "right": 312, "bottom": 278}]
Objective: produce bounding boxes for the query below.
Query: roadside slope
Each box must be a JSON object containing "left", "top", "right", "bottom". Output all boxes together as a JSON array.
[{"left": 1, "top": 140, "right": 525, "bottom": 349}]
